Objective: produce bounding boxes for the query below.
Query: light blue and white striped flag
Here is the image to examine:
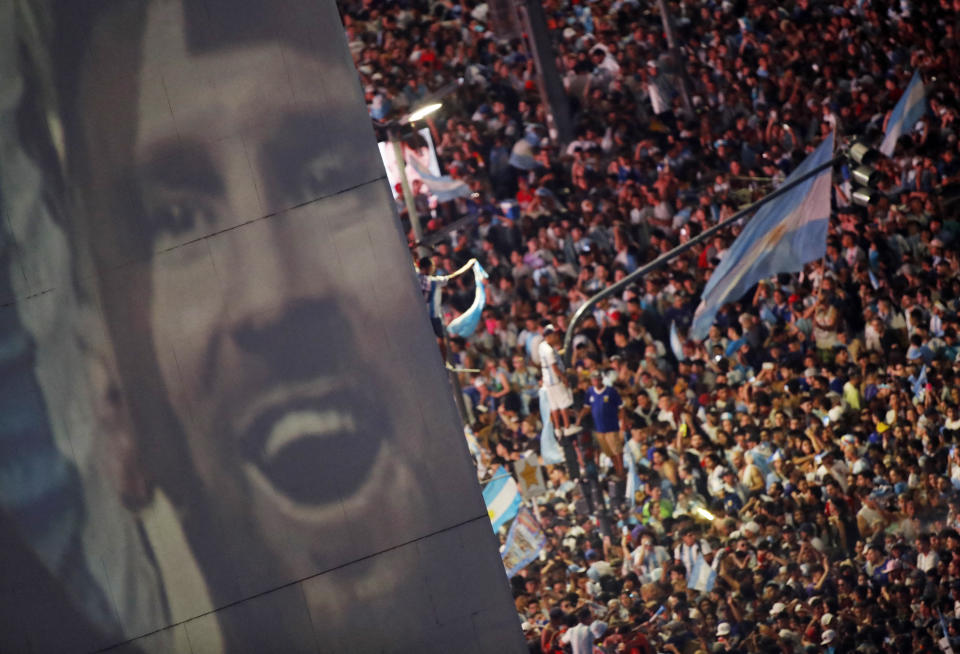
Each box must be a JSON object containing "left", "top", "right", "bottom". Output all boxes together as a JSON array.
[
  {"left": 880, "top": 71, "right": 926, "bottom": 156},
  {"left": 508, "top": 138, "right": 537, "bottom": 170},
  {"left": 482, "top": 466, "right": 522, "bottom": 532},
  {"left": 687, "top": 553, "right": 717, "bottom": 593},
  {"left": 690, "top": 133, "right": 834, "bottom": 340},
  {"left": 624, "top": 445, "right": 642, "bottom": 508},
  {"left": 407, "top": 156, "right": 472, "bottom": 203},
  {"left": 538, "top": 386, "right": 565, "bottom": 465},
  {"left": 447, "top": 261, "right": 488, "bottom": 337},
  {"left": 669, "top": 321, "right": 684, "bottom": 361}
]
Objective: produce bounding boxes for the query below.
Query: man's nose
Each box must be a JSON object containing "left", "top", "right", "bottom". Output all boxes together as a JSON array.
[
  {"left": 208, "top": 218, "right": 355, "bottom": 372},
  {"left": 215, "top": 222, "right": 294, "bottom": 339}
]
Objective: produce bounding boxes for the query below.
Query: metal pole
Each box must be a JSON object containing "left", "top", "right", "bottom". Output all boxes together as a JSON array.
[
  {"left": 562, "top": 156, "right": 841, "bottom": 364},
  {"left": 391, "top": 135, "right": 427, "bottom": 256},
  {"left": 516, "top": 0, "right": 574, "bottom": 145},
  {"left": 656, "top": 0, "right": 694, "bottom": 119},
  {"left": 442, "top": 330, "right": 471, "bottom": 426}
]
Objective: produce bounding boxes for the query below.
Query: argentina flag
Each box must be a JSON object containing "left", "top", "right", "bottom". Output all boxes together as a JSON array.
[
  {"left": 690, "top": 133, "right": 834, "bottom": 340},
  {"left": 446, "top": 261, "right": 488, "bottom": 337},
  {"left": 407, "top": 156, "right": 472, "bottom": 203},
  {"left": 880, "top": 71, "right": 926, "bottom": 157},
  {"left": 538, "top": 386, "right": 566, "bottom": 465},
  {"left": 482, "top": 467, "right": 522, "bottom": 532}
]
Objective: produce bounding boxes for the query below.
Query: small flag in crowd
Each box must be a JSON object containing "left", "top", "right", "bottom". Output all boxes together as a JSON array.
[
  {"left": 464, "top": 425, "right": 483, "bottom": 467},
  {"left": 482, "top": 466, "right": 522, "bottom": 532},
  {"left": 687, "top": 553, "right": 717, "bottom": 593},
  {"left": 669, "top": 321, "right": 684, "bottom": 361},
  {"left": 623, "top": 443, "right": 644, "bottom": 508},
  {"left": 910, "top": 364, "right": 928, "bottom": 401},
  {"left": 514, "top": 451, "right": 546, "bottom": 498},
  {"left": 690, "top": 132, "right": 834, "bottom": 340},
  {"left": 447, "top": 261, "right": 488, "bottom": 338},
  {"left": 501, "top": 506, "right": 546, "bottom": 577},
  {"left": 508, "top": 135, "right": 538, "bottom": 170},
  {"left": 880, "top": 71, "right": 926, "bottom": 156}
]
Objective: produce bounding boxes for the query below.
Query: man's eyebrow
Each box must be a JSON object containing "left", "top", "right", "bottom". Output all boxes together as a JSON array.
[
  {"left": 258, "top": 111, "right": 327, "bottom": 169},
  {"left": 135, "top": 139, "right": 223, "bottom": 194}
]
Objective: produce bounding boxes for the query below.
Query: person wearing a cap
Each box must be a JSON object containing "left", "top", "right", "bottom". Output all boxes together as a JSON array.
[
  {"left": 820, "top": 628, "right": 837, "bottom": 650},
  {"left": 715, "top": 621, "right": 738, "bottom": 649}
]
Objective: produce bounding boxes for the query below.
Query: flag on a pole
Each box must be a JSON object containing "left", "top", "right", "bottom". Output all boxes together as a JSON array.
[
  {"left": 686, "top": 553, "right": 717, "bottom": 593},
  {"left": 501, "top": 506, "right": 546, "bottom": 576},
  {"left": 482, "top": 467, "right": 522, "bottom": 532},
  {"left": 880, "top": 71, "right": 926, "bottom": 156},
  {"left": 447, "top": 261, "right": 488, "bottom": 337},
  {"left": 690, "top": 133, "right": 834, "bottom": 340}
]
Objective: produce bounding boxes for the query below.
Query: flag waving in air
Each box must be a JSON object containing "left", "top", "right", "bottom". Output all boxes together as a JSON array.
[
  {"left": 880, "top": 71, "right": 926, "bottom": 157},
  {"left": 690, "top": 133, "right": 834, "bottom": 340},
  {"left": 446, "top": 261, "right": 488, "bottom": 338}
]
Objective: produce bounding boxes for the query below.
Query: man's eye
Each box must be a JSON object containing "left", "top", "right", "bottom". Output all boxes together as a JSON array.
[{"left": 144, "top": 200, "right": 211, "bottom": 239}]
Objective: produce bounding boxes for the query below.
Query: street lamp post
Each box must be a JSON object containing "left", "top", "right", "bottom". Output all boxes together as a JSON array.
[
  {"left": 390, "top": 133, "right": 426, "bottom": 255},
  {"left": 385, "top": 86, "right": 459, "bottom": 256}
]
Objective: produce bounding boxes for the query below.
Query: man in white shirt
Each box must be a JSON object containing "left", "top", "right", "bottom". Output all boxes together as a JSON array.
[
  {"left": 539, "top": 325, "right": 580, "bottom": 436},
  {"left": 560, "top": 608, "right": 595, "bottom": 654},
  {"left": 917, "top": 534, "right": 939, "bottom": 572},
  {"left": 674, "top": 526, "right": 712, "bottom": 576}
]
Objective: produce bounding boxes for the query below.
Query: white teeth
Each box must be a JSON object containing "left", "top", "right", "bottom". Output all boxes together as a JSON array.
[{"left": 263, "top": 409, "right": 356, "bottom": 461}]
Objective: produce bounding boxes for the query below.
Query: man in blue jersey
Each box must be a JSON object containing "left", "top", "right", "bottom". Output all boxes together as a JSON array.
[{"left": 582, "top": 370, "right": 624, "bottom": 477}]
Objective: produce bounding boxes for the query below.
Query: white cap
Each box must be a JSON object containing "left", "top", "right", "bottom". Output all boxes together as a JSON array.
[
  {"left": 821, "top": 613, "right": 834, "bottom": 626},
  {"left": 717, "top": 622, "right": 732, "bottom": 636},
  {"left": 770, "top": 602, "right": 787, "bottom": 617},
  {"left": 821, "top": 629, "right": 837, "bottom": 645},
  {"left": 590, "top": 621, "right": 608, "bottom": 638}
]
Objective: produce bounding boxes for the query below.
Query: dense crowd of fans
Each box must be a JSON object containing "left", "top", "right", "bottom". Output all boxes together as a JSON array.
[{"left": 340, "top": 0, "right": 960, "bottom": 651}]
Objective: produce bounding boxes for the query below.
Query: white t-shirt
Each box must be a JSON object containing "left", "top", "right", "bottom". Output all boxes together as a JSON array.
[
  {"left": 918, "top": 550, "right": 939, "bottom": 572},
  {"left": 561, "top": 622, "right": 594, "bottom": 654},
  {"left": 539, "top": 340, "right": 562, "bottom": 386}
]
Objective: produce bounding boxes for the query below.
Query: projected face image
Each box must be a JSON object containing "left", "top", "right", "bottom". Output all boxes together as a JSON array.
[{"left": 72, "top": 0, "right": 431, "bottom": 608}]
